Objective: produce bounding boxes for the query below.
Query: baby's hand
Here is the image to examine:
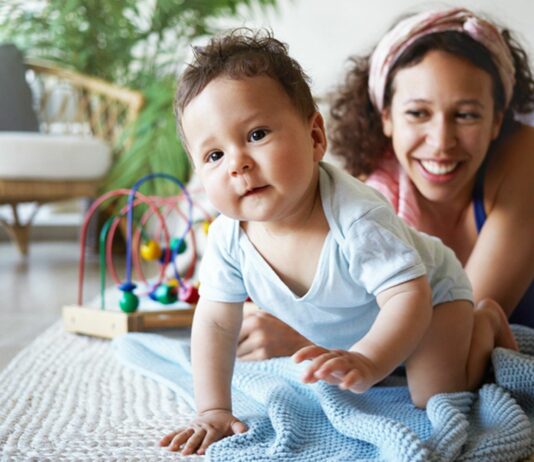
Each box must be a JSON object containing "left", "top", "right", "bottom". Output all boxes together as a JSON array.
[
  {"left": 293, "top": 345, "right": 379, "bottom": 393},
  {"left": 160, "top": 409, "right": 247, "bottom": 455}
]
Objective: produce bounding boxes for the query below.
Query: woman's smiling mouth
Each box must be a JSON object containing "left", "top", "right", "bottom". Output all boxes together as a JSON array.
[
  {"left": 415, "top": 159, "right": 464, "bottom": 182},
  {"left": 419, "top": 159, "right": 459, "bottom": 175}
]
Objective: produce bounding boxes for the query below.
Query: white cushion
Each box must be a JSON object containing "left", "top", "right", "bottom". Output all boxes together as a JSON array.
[{"left": 0, "top": 132, "right": 112, "bottom": 180}]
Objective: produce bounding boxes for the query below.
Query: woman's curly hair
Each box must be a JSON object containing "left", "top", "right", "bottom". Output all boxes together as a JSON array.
[{"left": 329, "top": 28, "right": 534, "bottom": 178}]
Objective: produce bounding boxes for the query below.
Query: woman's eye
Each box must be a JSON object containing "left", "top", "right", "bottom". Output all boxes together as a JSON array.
[
  {"left": 456, "top": 112, "right": 480, "bottom": 121},
  {"left": 207, "top": 151, "right": 223, "bottom": 163},
  {"left": 248, "top": 129, "right": 268, "bottom": 142},
  {"left": 405, "top": 110, "right": 427, "bottom": 119}
]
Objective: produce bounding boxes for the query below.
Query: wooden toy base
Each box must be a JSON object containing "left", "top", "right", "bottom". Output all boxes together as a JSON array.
[{"left": 62, "top": 305, "right": 195, "bottom": 339}]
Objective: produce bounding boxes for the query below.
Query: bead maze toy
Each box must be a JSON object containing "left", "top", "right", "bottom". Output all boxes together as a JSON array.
[{"left": 63, "top": 173, "right": 214, "bottom": 339}]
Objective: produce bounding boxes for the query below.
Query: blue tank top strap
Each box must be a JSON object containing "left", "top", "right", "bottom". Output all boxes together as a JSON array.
[
  {"left": 509, "top": 282, "right": 534, "bottom": 327},
  {"left": 472, "top": 160, "right": 488, "bottom": 232}
]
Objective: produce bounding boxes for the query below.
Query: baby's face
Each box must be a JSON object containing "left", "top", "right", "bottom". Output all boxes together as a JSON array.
[{"left": 182, "top": 75, "right": 326, "bottom": 223}]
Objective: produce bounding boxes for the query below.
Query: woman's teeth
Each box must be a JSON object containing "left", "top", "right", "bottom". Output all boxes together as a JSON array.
[{"left": 420, "top": 160, "right": 459, "bottom": 175}]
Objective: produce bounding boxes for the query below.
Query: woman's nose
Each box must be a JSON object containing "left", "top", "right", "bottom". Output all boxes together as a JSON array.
[
  {"left": 228, "top": 149, "right": 253, "bottom": 176},
  {"left": 426, "top": 116, "right": 457, "bottom": 151}
]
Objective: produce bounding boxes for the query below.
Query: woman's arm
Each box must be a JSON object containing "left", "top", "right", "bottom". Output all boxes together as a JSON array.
[
  {"left": 237, "top": 309, "right": 312, "bottom": 360},
  {"left": 466, "top": 124, "right": 534, "bottom": 314}
]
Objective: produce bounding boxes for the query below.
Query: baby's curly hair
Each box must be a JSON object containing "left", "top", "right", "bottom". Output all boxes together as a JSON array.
[
  {"left": 175, "top": 28, "right": 317, "bottom": 142},
  {"left": 329, "top": 29, "right": 534, "bottom": 178}
]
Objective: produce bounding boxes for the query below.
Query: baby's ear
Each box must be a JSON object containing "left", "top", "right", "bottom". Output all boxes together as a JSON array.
[
  {"left": 310, "top": 112, "right": 327, "bottom": 161},
  {"left": 381, "top": 109, "right": 393, "bottom": 138}
]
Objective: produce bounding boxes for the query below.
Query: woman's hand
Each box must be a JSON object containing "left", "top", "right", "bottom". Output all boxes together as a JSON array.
[
  {"left": 237, "top": 310, "right": 312, "bottom": 360},
  {"left": 160, "top": 409, "right": 247, "bottom": 455}
]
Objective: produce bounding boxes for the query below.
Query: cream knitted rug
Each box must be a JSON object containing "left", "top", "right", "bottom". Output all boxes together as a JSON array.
[
  {"left": 2, "top": 322, "right": 534, "bottom": 462},
  {"left": 0, "top": 321, "right": 201, "bottom": 461}
]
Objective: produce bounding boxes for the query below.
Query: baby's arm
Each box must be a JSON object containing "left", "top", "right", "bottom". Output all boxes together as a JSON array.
[
  {"left": 160, "top": 297, "right": 247, "bottom": 455},
  {"left": 294, "top": 275, "right": 433, "bottom": 392}
]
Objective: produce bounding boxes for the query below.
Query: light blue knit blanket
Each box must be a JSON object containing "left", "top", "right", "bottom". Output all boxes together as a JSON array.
[{"left": 113, "top": 325, "right": 534, "bottom": 462}]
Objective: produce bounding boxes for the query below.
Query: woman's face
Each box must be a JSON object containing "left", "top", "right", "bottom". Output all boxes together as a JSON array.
[{"left": 381, "top": 50, "right": 503, "bottom": 204}]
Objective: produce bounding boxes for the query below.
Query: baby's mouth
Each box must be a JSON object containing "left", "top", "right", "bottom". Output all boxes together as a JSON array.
[
  {"left": 419, "top": 159, "right": 460, "bottom": 175},
  {"left": 243, "top": 185, "right": 269, "bottom": 197}
]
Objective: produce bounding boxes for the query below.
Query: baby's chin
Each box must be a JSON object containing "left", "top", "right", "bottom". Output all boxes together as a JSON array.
[{"left": 219, "top": 208, "right": 269, "bottom": 223}]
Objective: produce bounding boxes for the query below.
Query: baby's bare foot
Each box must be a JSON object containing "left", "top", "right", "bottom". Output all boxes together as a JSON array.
[{"left": 477, "top": 299, "right": 519, "bottom": 351}]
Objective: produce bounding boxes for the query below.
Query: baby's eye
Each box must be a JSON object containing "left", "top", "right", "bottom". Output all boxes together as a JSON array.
[
  {"left": 405, "top": 109, "right": 428, "bottom": 119},
  {"left": 248, "top": 129, "right": 269, "bottom": 142},
  {"left": 207, "top": 151, "right": 223, "bottom": 163}
]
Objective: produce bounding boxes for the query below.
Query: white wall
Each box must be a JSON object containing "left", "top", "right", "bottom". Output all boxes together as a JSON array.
[{"left": 220, "top": 0, "right": 534, "bottom": 98}]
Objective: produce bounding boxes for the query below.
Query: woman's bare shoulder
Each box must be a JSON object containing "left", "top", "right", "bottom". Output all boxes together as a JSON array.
[{"left": 486, "top": 124, "right": 534, "bottom": 209}]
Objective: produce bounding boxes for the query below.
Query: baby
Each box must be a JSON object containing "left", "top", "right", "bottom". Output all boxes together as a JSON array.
[{"left": 160, "top": 29, "right": 517, "bottom": 455}]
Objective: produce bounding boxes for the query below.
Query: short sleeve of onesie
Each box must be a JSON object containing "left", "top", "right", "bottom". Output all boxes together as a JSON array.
[
  {"left": 343, "top": 205, "right": 427, "bottom": 296},
  {"left": 198, "top": 216, "right": 248, "bottom": 303}
]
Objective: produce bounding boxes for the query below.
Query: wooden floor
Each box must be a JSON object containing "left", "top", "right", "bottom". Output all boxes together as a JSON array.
[{"left": 0, "top": 240, "right": 102, "bottom": 371}]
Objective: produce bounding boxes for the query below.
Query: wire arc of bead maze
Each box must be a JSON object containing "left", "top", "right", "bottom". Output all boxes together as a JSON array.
[
  {"left": 99, "top": 216, "right": 114, "bottom": 310},
  {"left": 98, "top": 196, "right": 170, "bottom": 310},
  {"left": 125, "top": 173, "right": 194, "bottom": 288},
  {"left": 78, "top": 189, "right": 168, "bottom": 306},
  {"left": 105, "top": 196, "right": 170, "bottom": 288},
  {"left": 128, "top": 189, "right": 213, "bottom": 290},
  {"left": 79, "top": 177, "right": 209, "bottom": 309},
  {"left": 131, "top": 197, "right": 196, "bottom": 290}
]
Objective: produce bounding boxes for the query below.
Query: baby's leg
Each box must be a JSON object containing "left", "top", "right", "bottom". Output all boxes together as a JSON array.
[{"left": 404, "top": 299, "right": 517, "bottom": 408}]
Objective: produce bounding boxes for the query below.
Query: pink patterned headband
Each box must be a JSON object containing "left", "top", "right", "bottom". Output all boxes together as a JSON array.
[{"left": 368, "top": 8, "right": 516, "bottom": 112}]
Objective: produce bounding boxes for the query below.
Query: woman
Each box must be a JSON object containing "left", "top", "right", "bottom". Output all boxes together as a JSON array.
[{"left": 237, "top": 7, "right": 534, "bottom": 360}]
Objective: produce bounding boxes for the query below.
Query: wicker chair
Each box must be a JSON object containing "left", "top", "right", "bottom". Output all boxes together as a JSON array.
[{"left": 0, "top": 57, "right": 143, "bottom": 255}]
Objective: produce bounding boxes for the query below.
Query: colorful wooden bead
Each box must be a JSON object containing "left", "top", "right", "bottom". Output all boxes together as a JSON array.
[
  {"left": 179, "top": 284, "right": 199, "bottom": 304},
  {"left": 119, "top": 291, "right": 139, "bottom": 313},
  {"left": 170, "top": 238, "right": 187, "bottom": 254},
  {"left": 140, "top": 240, "right": 162, "bottom": 261},
  {"left": 152, "top": 284, "right": 178, "bottom": 305}
]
